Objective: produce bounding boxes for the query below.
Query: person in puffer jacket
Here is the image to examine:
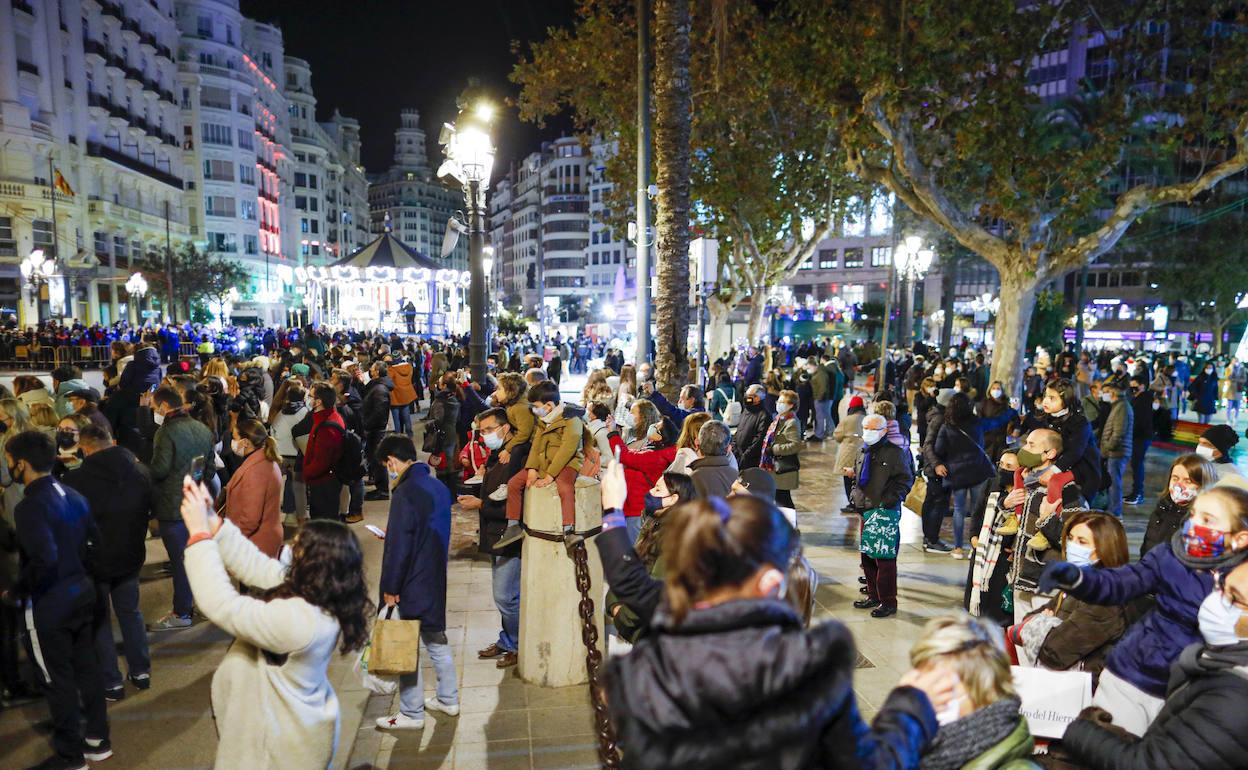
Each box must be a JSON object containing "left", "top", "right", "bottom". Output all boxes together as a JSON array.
[
  {"left": 388, "top": 359, "right": 418, "bottom": 435},
  {"left": 603, "top": 492, "right": 952, "bottom": 770},
  {"left": 234, "top": 364, "right": 267, "bottom": 421}
]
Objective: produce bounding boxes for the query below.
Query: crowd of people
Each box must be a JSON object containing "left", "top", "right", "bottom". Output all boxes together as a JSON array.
[{"left": 4, "top": 316, "right": 1248, "bottom": 769}]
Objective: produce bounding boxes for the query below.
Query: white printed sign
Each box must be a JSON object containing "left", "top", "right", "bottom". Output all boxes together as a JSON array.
[{"left": 1011, "top": 665, "right": 1093, "bottom": 739}]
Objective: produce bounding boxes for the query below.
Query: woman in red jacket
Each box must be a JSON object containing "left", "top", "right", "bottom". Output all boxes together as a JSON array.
[
  {"left": 607, "top": 415, "right": 678, "bottom": 543},
  {"left": 223, "top": 418, "right": 285, "bottom": 557}
]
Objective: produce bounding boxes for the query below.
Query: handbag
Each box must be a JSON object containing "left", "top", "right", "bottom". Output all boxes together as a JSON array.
[
  {"left": 904, "top": 474, "right": 927, "bottom": 513},
  {"left": 859, "top": 507, "right": 901, "bottom": 559},
  {"left": 368, "top": 605, "right": 421, "bottom": 676}
]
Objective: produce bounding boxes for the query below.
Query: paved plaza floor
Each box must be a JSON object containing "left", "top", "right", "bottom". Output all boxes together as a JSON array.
[{"left": 0, "top": 371, "right": 1212, "bottom": 768}]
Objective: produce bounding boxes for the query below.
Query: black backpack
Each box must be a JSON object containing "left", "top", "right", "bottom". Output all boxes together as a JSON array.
[{"left": 316, "top": 421, "right": 366, "bottom": 483}]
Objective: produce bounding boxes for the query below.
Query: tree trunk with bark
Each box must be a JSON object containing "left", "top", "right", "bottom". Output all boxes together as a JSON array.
[
  {"left": 746, "top": 290, "right": 767, "bottom": 346},
  {"left": 991, "top": 268, "right": 1041, "bottom": 402},
  {"left": 651, "top": 0, "right": 693, "bottom": 398},
  {"left": 706, "top": 294, "right": 736, "bottom": 364}
]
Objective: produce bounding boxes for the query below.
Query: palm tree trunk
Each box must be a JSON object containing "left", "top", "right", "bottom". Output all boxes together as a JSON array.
[{"left": 652, "top": 0, "right": 692, "bottom": 398}]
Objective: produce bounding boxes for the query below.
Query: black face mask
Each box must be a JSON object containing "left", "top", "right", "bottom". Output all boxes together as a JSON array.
[
  {"left": 997, "top": 469, "right": 1015, "bottom": 491},
  {"left": 57, "top": 431, "right": 77, "bottom": 450}
]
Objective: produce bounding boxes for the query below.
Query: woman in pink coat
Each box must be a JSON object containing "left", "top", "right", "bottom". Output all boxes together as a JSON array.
[{"left": 223, "top": 418, "right": 285, "bottom": 557}]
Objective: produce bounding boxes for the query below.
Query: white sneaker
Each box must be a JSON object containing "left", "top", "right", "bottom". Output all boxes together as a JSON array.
[
  {"left": 424, "top": 697, "right": 460, "bottom": 716},
  {"left": 488, "top": 485, "right": 509, "bottom": 502},
  {"left": 376, "top": 712, "right": 425, "bottom": 730}
]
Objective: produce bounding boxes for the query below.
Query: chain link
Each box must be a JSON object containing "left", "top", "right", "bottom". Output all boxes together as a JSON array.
[{"left": 570, "top": 539, "right": 621, "bottom": 769}]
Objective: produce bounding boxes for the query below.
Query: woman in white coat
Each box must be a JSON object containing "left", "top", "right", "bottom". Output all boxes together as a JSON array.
[{"left": 179, "top": 477, "right": 373, "bottom": 770}]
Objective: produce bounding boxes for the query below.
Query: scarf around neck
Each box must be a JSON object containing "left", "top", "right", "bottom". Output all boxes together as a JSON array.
[
  {"left": 1170, "top": 529, "right": 1248, "bottom": 572},
  {"left": 919, "top": 697, "right": 1023, "bottom": 770}
]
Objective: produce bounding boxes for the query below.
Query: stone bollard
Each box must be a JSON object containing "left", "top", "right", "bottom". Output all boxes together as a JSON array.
[{"left": 517, "top": 479, "right": 606, "bottom": 687}]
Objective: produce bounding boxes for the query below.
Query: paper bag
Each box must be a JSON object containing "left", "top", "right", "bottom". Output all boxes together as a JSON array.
[
  {"left": 369, "top": 606, "right": 421, "bottom": 676},
  {"left": 1011, "top": 665, "right": 1093, "bottom": 739}
]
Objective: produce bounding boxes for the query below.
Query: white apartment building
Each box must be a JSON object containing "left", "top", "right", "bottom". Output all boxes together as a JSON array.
[
  {"left": 2, "top": 0, "right": 193, "bottom": 325},
  {"left": 368, "top": 108, "right": 468, "bottom": 272}
]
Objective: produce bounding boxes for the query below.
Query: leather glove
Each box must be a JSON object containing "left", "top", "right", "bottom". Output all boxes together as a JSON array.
[{"left": 1038, "top": 561, "right": 1081, "bottom": 595}]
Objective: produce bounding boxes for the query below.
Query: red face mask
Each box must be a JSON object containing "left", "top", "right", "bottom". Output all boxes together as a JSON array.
[{"left": 1182, "top": 519, "right": 1228, "bottom": 559}]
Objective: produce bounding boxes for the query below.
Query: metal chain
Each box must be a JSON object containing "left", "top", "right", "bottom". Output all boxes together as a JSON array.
[{"left": 570, "top": 539, "right": 621, "bottom": 769}]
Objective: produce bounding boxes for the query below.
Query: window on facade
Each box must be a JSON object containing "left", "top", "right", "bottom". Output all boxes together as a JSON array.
[
  {"left": 870, "top": 246, "right": 892, "bottom": 267},
  {"left": 93, "top": 231, "right": 107, "bottom": 255},
  {"left": 0, "top": 216, "right": 12, "bottom": 243},
  {"left": 237, "top": 129, "right": 253, "bottom": 150},
  {"left": 295, "top": 196, "right": 307, "bottom": 210},
  {"left": 310, "top": 220, "right": 319, "bottom": 234},
  {"left": 843, "top": 248, "right": 864, "bottom": 268},
  {"left": 205, "top": 196, "right": 235, "bottom": 217},
  {"left": 208, "top": 232, "right": 237, "bottom": 253},
  {"left": 309, "top": 198, "right": 318, "bottom": 212},
  {"left": 300, "top": 219, "right": 309, "bottom": 234},
  {"left": 307, "top": 174, "right": 318, "bottom": 189},
  {"left": 818, "top": 248, "right": 837, "bottom": 269},
  {"left": 197, "top": 15, "right": 212, "bottom": 37},
  {"left": 294, "top": 172, "right": 307, "bottom": 187},
  {"left": 113, "top": 236, "right": 127, "bottom": 258},
  {"left": 32, "top": 220, "right": 53, "bottom": 248},
  {"left": 244, "top": 234, "right": 258, "bottom": 255},
  {"left": 239, "top": 200, "right": 256, "bottom": 221},
  {"left": 201, "top": 123, "right": 232, "bottom": 146},
  {"left": 238, "top": 164, "right": 255, "bottom": 185},
  {"left": 311, "top": 244, "right": 319, "bottom": 256},
  {"left": 203, "top": 158, "right": 233, "bottom": 181}
]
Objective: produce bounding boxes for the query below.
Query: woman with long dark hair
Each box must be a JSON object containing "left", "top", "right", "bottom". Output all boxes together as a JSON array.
[
  {"left": 1041, "top": 378, "right": 1102, "bottom": 502},
  {"left": 179, "top": 477, "right": 372, "bottom": 769}
]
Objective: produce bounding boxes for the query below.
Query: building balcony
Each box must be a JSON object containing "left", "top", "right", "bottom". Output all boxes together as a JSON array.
[
  {"left": 83, "top": 39, "right": 106, "bottom": 60},
  {"left": 12, "top": 0, "right": 33, "bottom": 15},
  {"left": 87, "top": 196, "right": 189, "bottom": 232},
  {"left": 86, "top": 141, "right": 183, "bottom": 190},
  {"left": 98, "top": 0, "right": 123, "bottom": 22},
  {"left": 0, "top": 177, "right": 74, "bottom": 205},
  {"left": 16, "top": 60, "right": 38, "bottom": 77}
]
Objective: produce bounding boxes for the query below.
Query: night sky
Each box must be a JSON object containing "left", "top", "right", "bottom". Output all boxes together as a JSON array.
[{"left": 239, "top": 0, "right": 578, "bottom": 175}]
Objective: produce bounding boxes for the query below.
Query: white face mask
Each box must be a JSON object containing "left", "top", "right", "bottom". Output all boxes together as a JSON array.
[
  {"left": 990, "top": 388, "right": 1003, "bottom": 399},
  {"left": 861, "top": 428, "right": 885, "bottom": 445},
  {"left": 483, "top": 431, "right": 505, "bottom": 451},
  {"left": 776, "top": 402, "right": 793, "bottom": 415},
  {"left": 620, "top": 412, "right": 636, "bottom": 429},
  {"left": 231, "top": 439, "right": 249, "bottom": 457},
  {"left": 1198, "top": 591, "right": 1245, "bottom": 647},
  {"left": 1197, "top": 444, "right": 1218, "bottom": 461},
  {"left": 153, "top": 411, "right": 165, "bottom": 425},
  {"left": 936, "top": 696, "right": 962, "bottom": 726},
  {"left": 1170, "top": 483, "right": 1198, "bottom": 504},
  {"left": 1101, "top": 392, "right": 1113, "bottom": 402}
]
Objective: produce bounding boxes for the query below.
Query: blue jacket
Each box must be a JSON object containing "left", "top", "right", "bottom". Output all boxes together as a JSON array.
[
  {"left": 650, "top": 390, "right": 703, "bottom": 431},
  {"left": 1067, "top": 541, "right": 1212, "bottom": 698},
  {"left": 379, "top": 463, "right": 452, "bottom": 632},
  {"left": 15, "top": 475, "right": 97, "bottom": 624}
]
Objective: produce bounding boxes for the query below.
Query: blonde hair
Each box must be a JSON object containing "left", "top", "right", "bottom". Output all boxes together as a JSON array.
[
  {"left": 27, "top": 402, "right": 57, "bottom": 430},
  {"left": 202, "top": 358, "right": 229, "bottom": 381},
  {"left": 676, "top": 411, "right": 712, "bottom": 450},
  {"left": 0, "top": 398, "right": 32, "bottom": 437},
  {"left": 235, "top": 418, "right": 281, "bottom": 463},
  {"left": 910, "top": 615, "right": 1015, "bottom": 710},
  {"left": 872, "top": 400, "right": 896, "bottom": 421}
]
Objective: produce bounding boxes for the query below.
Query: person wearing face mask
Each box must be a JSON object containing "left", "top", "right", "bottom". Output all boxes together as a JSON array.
[
  {"left": 760, "top": 390, "right": 802, "bottom": 509},
  {"left": 1196, "top": 423, "right": 1244, "bottom": 477},
  {"left": 220, "top": 419, "right": 283, "bottom": 558},
  {"left": 1224, "top": 355, "right": 1245, "bottom": 426},
  {"left": 1190, "top": 360, "right": 1221, "bottom": 425},
  {"left": 1039, "top": 379, "right": 1102, "bottom": 503},
  {"left": 976, "top": 380, "right": 1015, "bottom": 462},
  {"left": 643, "top": 382, "right": 705, "bottom": 431},
  {"left": 1099, "top": 383, "right": 1133, "bottom": 518},
  {"left": 146, "top": 386, "right": 215, "bottom": 631},
  {"left": 371, "top": 433, "right": 458, "bottom": 730},
  {"left": 965, "top": 451, "right": 1020, "bottom": 628},
  {"left": 456, "top": 408, "right": 527, "bottom": 669},
  {"left": 914, "top": 377, "right": 938, "bottom": 448},
  {"left": 1010, "top": 511, "right": 1137, "bottom": 682},
  {"left": 496, "top": 381, "right": 590, "bottom": 550},
  {"left": 851, "top": 413, "right": 914, "bottom": 618},
  {"left": 910, "top": 615, "right": 1034, "bottom": 770},
  {"left": 601, "top": 415, "right": 679, "bottom": 544},
  {"left": 1038, "top": 486, "right": 1248, "bottom": 736},
  {"left": 1125, "top": 374, "right": 1156, "bottom": 506},
  {"left": 1004, "top": 429, "right": 1083, "bottom": 623},
  {"left": 1061, "top": 556, "right": 1248, "bottom": 769},
  {"left": 1141, "top": 454, "right": 1218, "bottom": 558},
  {"left": 600, "top": 470, "right": 695, "bottom": 643},
  {"left": 732, "top": 384, "right": 773, "bottom": 472},
  {"left": 604, "top": 493, "right": 954, "bottom": 769},
  {"left": 271, "top": 382, "right": 311, "bottom": 523}
]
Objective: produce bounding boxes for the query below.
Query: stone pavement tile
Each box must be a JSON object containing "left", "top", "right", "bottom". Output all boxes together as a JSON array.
[
  {"left": 458, "top": 682, "right": 529, "bottom": 714},
  {"left": 528, "top": 705, "right": 596, "bottom": 740},
  {"left": 453, "top": 739, "right": 533, "bottom": 770},
  {"left": 524, "top": 683, "right": 590, "bottom": 709},
  {"left": 530, "top": 736, "right": 601, "bottom": 770}
]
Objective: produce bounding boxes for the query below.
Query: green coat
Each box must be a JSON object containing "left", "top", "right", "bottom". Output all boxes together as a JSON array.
[
  {"left": 766, "top": 414, "right": 802, "bottom": 491},
  {"left": 525, "top": 405, "right": 585, "bottom": 477},
  {"left": 961, "top": 721, "right": 1039, "bottom": 770},
  {"left": 149, "top": 414, "right": 216, "bottom": 521}
]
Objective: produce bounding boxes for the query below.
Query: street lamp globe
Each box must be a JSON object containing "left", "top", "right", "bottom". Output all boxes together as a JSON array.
[
  {"left": 904, "top": 235, "right": 923, "bottom": 254},
  {"left": 125, "top": 272, "right": 148, "bottom": 298},
  {"left": 916, "top": 248, "right": 934, "bottom": 273}
]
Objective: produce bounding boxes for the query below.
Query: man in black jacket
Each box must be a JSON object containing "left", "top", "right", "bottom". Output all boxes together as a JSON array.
[
  {"left": 7, "top": 430, "right": 112, "bottom": 767},
  {"left": 455, "top": 407, "right": 526, "bottom": 669},
  {"left": 1127, "top": 374, "right": 1155, "bottom": 505},
  {"left": 63, "top": 423, "right": 153, "bottom": 703},
  {"left": 732, "top": 384, "right": 772, "bottom": 471},
  {"left": 851, "top": 414, "right": 914, "bottom": 618},
  {"left": 362, "top": 362, "right": 394, "bottom": 500}
]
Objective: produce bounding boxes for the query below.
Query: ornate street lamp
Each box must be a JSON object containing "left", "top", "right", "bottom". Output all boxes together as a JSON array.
[
  {"left": 439, "top": 96, "right": 497, "bottom": 384},
  {"left": 20, "top": 249, "right": 54, "bottom": 325},
  {"left": 894, "top": 236, "right": 934, "bottom": 346},
  {"left": 126, "top": 272, "right": 148, "bottom": 326}
]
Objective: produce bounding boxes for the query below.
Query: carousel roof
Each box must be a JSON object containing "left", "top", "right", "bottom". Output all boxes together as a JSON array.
[{"left": 330, "top": 233, "right": 443, "bottom": 270}]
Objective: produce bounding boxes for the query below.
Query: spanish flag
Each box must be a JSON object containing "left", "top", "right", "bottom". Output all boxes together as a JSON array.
[{"left": 53, "top": 169, "right": 74, "bottom": 197}]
